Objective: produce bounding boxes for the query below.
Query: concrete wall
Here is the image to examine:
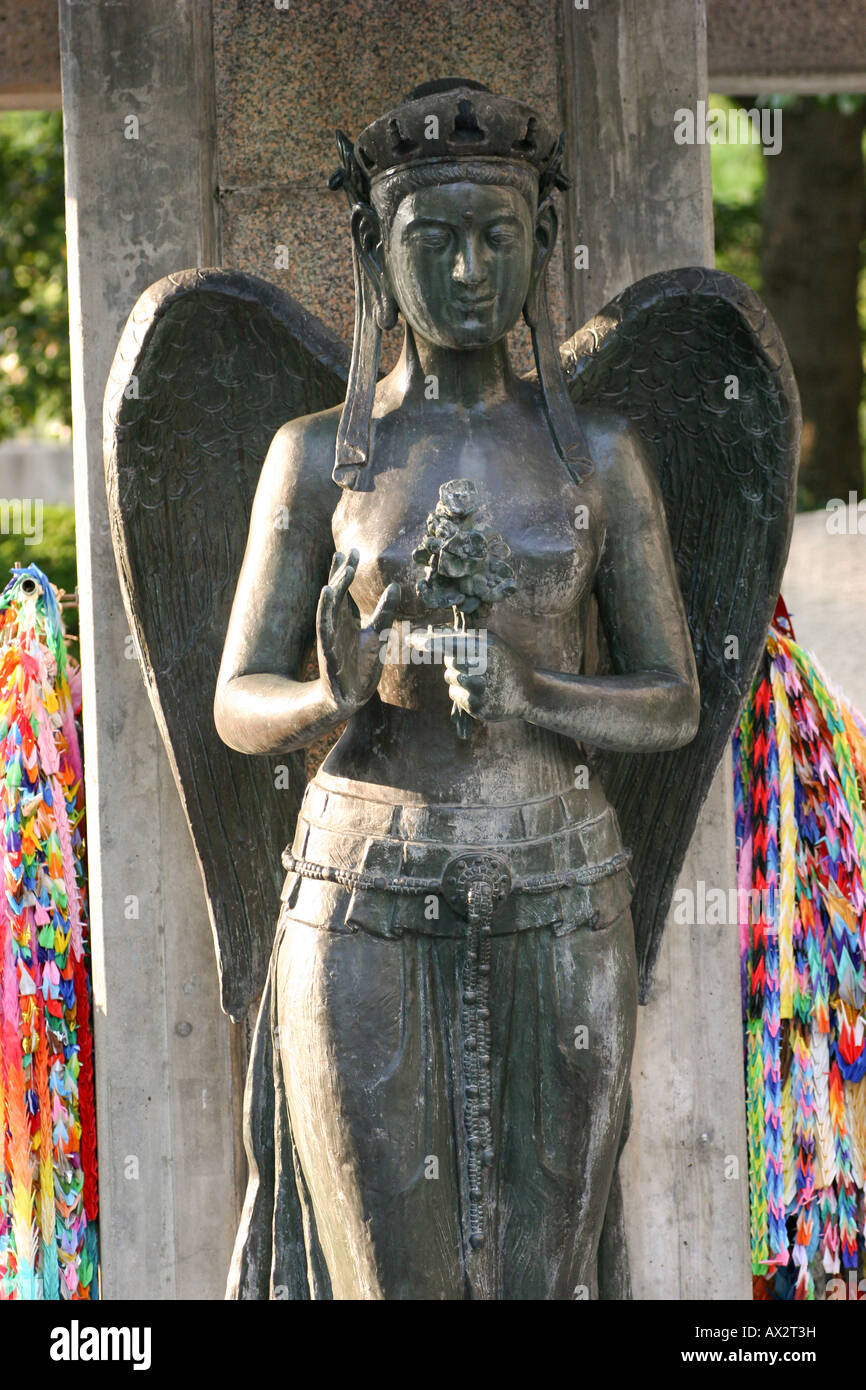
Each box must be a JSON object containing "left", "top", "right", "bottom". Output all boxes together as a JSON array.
[
  {"left": 0, "top": 439, "right": 74, "bottom": 507},
  {"left": 783, "top": 511, "right": 866, "bottom": 714}
]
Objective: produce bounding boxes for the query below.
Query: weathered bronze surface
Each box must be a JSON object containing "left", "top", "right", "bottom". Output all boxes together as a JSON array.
[{"left": 104, "top": 79, "right": 800, "bottom": 1299}]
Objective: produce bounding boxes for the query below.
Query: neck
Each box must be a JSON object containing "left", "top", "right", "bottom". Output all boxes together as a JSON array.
[{"left": 393, "top": 326, "right": 519, "bottom": 411}]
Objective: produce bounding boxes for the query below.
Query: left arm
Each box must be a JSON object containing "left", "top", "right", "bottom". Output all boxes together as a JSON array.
[{"left": 446, "top": 421, "right": 700, "bottom": 752}]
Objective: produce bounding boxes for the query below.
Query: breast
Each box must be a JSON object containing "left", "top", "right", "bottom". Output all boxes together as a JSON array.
[{"left": 333, "top": 484, "right": 600, "bottom": 621}]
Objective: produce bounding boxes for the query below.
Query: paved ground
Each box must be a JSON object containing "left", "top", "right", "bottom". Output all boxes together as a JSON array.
[{"left": 782, "top": 509, "right": 866, "bottom": 715}]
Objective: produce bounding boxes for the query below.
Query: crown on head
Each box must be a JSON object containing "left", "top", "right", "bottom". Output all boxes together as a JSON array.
[{"left": 329, "top": 78, "right": 570, "bottom": 213}]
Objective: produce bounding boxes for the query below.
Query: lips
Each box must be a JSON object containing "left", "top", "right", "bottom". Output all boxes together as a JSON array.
[{"left": 456, "top": 294, "right": 496, "bottom": 310}]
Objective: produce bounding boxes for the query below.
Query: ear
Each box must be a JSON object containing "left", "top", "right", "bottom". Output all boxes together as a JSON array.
[
  {"left": 524, "top": 201, "right": 558, "bottom": 328},
  {"left": 350, "top": 204, "right": 398, "bottom": 331}
]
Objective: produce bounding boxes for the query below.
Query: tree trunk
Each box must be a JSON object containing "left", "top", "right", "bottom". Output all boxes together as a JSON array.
[{"left": 759, "top": 100, "right": 865, "bottom": 507}]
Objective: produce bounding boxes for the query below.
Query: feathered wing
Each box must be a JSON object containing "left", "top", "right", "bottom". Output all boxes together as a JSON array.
[
  {"left": 560, "top": 267, "right": 800, "bottom": 1003},
  {"left": 104, "top": 269, "right": 350, "bottom": 1020}
]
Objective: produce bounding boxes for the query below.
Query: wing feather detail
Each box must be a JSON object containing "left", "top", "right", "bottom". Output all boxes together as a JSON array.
[
  {"left": 561, "top": 267, "right": 800, "bottom": 1001},
  {"left": 104, "top": 268, "right": 350, "bottom": 1018}
]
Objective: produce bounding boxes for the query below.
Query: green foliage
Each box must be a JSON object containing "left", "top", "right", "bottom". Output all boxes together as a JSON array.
[
  {"left": 709, "top": 95, "right": 765, "bottom": 290},
  {"left": 713, "top": 198, "right": 764, "bottom": 289},
  {"left": 757, "top": 93, "right": 866, "bottom": 116},
  {"left": 0, "top": 504, "right": 78, "bottom": 640},
  {"left": 0, "top": 111, "right": 70, "bottom": 442}
]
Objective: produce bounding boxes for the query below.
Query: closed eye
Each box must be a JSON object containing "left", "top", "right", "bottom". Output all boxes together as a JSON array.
[
  {"left": 410, "top": 226, "right": 453, "bottom": 251},
  {"left": 486, "top": 225, "right": 519, "bottom": 247}
]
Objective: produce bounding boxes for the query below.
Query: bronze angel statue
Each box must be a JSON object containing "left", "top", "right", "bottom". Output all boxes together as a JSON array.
[{"left": 103, "top": 79, "right": 799, "bottom": 1300}]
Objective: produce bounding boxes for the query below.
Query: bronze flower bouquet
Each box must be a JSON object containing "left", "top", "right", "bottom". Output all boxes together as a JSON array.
[{"left": 413, "top": 479, "right": 516, "bottom": 739}]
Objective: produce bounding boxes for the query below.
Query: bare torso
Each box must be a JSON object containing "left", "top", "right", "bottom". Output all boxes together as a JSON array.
[{"left": 325, "top": 377, "right": 603, "bottom": 803}]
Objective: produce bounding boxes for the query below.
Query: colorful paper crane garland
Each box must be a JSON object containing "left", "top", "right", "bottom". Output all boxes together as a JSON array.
[
  {"left": 0, "top": 566, "right": 97, "bottom": 1299},
  {"left": 736, "top": 598, "right": 866, "bottom": 1299}
]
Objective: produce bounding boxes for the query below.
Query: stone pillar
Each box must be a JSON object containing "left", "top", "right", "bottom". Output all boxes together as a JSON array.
[
  {"left": 559, "top": 0, "right": 751, "bottom": 1298},
  {"left": 59, "top": 0, "right": 239, "bottom": 1299}
]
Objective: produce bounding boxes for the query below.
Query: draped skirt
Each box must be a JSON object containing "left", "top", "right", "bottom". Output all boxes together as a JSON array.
[{"left": 227, "top": 774, "right": 638, "bottom": 1301}]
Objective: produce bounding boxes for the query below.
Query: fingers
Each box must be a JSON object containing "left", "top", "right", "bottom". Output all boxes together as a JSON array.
[
  {"left": 370, "top": 582, "right": 401, "bottom": 634},
  {"left": 318, "top": 551, "right": 359, "bottom": 654},
  {"left": 326, "top": 558, "right": 398, "bottom": 636},
  {"left": 315, "top": 585, "right": 340, "bottom": 685},
  {"left": 318, "top": 552, "right": 350, "bottom": 629},
  {"left": 328, "top": 549, "right": 358, "bottom": 606},
  {"left": 316, "top": 579, "right": 334, "bottom": 631}
]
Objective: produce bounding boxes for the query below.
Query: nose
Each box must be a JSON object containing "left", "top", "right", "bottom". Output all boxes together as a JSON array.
[{"left": 452, "top": 232, "right": 486, "bottom": 290}]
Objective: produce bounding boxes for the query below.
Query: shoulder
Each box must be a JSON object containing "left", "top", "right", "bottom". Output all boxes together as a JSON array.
[
  {"left": 576, "top": 407, "right": 648, "bottom": 476},
  {"left": 256, "top": 404, "right": 342, "bottom": 520},
  {"left": 576, "top": 406, "right": 659, "bottom": 511}
]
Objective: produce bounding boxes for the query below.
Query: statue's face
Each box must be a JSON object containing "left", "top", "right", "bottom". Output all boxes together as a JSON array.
[{"left": 385, "top": 181, "right": 535, "bottom": 349}]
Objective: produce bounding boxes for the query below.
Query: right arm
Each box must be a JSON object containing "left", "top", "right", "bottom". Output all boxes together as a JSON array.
[{"left": 214, "top": 415, "right": 396, "bottom": 755}]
